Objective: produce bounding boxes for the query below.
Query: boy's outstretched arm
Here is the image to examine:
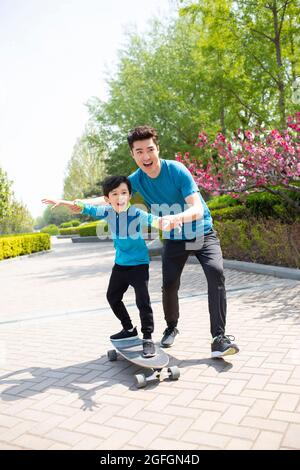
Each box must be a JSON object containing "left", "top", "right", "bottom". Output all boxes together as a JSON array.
[
  {"left": 74, "top": 196, "right": 107, "bottom": 205},
  {"left": 41, "top": 198, "right": 82, "bottom": 213}
]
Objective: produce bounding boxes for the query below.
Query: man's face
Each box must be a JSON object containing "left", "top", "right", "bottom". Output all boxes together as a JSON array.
[
  {"left": 105, "top": 182, "right": 131, "bottom": 213},
  {"left": 130, "top": 138, "right": 161, "bottom": 178}
]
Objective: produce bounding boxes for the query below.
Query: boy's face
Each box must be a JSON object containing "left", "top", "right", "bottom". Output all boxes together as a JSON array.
[
  {"left": 130, "top": 138, "right": 161, "bottom": 178},
  {"left": 104, "top": 182, "right": 131, "bottom": 213}
]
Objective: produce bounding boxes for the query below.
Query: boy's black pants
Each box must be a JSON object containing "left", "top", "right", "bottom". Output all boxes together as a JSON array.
[
  {"left": 106, "top": 263, "right": 154, "bottom": 339},
  {"left": 162, "top": 229, "right": 226, "bottom": 338}
]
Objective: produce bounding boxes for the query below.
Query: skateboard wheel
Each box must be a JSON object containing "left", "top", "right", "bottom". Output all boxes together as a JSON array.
[
  {"left": 135, "top": 374, "right": 147, "bottom": 388},
  {"left": 168, "top": 366, "right": 180, "bottom": 380},
  {"left": 107, "top": 349, "right": 117, "bottom": 361}
]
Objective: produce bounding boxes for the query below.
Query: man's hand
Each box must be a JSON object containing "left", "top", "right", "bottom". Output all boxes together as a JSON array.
[
  {"left": 160, "top": 215, "right": 183, "bottom": 232},
  {"left": 41, "top": 198, "right": 82, "bottom": 213}
]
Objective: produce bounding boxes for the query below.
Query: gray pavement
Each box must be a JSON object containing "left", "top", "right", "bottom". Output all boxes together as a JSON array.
[{"left": 0, "top": 238, "right": 299, "bottom": 450}]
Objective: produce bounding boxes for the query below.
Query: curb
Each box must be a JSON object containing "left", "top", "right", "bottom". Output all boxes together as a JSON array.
[
  {"left": 0, "top": 249, "right": 53, "bottom": 264},
  {"left": 223, "top": 259, "right": 300, "bottom": 281},
  {"left": 148, "top": 241, "right": 300, "bottom": 281},
  {"left": 56, "top": 235, "right": 80, "bottom": 239},
  {"left": 72, "top": 236, "right": 112, "bottom": 243},
  {"left": 72, "top": 236, "right": 157, "bottom": 244}
]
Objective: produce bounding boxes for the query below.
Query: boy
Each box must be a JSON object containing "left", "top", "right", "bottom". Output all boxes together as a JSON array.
[{"left": 42, "top": 175, "right": 179, "bottom": 358}]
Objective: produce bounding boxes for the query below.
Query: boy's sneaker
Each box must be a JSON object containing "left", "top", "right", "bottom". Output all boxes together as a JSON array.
[
  {"left": 211, "top": 335, "right": 239, "bottom": 358},
  {"left": 142, "top": 340, "right": 156, "bottom": 358},
  {"left": 110, "top": 327, "right": 138, "bottom": 341},
  {"left": 160, "top": 327, "right": 179, "bottom": 348}
]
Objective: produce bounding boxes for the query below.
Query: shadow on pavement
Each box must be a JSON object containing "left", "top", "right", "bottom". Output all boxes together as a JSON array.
[
  {"left": 0, "top": 353, "right": 234, "bottom": 411},
  {"left": 170, "top": 356, "right": 233, "bottom": 373},
  {"left": 246, "top": 286, "right": 300, "bottom": 324}
]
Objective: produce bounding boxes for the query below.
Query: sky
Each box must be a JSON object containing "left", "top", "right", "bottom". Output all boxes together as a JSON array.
[{"left": 0, "top": 0, "right": 176, "bottom": 219}]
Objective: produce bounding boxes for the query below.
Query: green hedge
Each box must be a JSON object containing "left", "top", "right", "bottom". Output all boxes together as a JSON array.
[
  {"left": 0, "top": 233, "right": 51, "bottom": 261},
  {"left": 78, "top": 221, "right": 108, "bottom": 237},
  {"left": 215, "top": 218, "right": 300, "bottom": 268},
  {"left": 207, "top": 195, "right": 240, "bottom": 210},
  {"left": 59, "top": 227, "right": 80, "bottom": 235},
  {"left": 40, "top": 224, "right": 59, "bottom": 235},
  {"left": 59, "top": 219, "right": 81, "bottom": 228},
  {"left": 59, "top": 221, "right": 109, "bottom": 236},
  {"left": 210, "top": 205, "right": 250, "bottom": 221},
  {"left": 207, "top": 191, "right": 300, "bottom": 222},
  {"left": 245, "top": 192, "right": 282, "bottom": 218},
  {"left": 0, "top": 232, "right": 34, "bottom": 238}
]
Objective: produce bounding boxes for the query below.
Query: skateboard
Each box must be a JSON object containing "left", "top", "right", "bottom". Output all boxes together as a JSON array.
[{"left": 107, "top": 337, "right": 180, "bottom": 388}]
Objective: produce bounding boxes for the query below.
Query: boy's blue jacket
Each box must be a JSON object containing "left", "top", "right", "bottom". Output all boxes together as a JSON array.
[{"left": 81, "top": 204, "right": 159, "bottom": 266}]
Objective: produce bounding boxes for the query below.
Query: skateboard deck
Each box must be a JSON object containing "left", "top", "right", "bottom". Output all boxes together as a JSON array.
[
  {"left": 107, "top": 337, "right": 180, "bottom": 388},
  {"left": 110, "top": 337, "right": 169, "bottom": 369}
]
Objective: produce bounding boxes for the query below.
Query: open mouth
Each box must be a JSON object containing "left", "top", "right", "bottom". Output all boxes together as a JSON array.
[{"left": 143, "top": 161, "right": 153, "bottom": 168}]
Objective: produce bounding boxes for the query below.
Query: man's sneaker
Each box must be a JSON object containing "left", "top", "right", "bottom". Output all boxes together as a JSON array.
[
  {"left": 160, "top": 327, "right": 179, "bottom": 348},
  {"left": 142, "top": 340, "right": 156, "bottom": 358},
  {"left": 110, "top": 327, "right": 138, "bottom": 341},
  {"left": 211, "top": 335, "right": 239, "bottom": 358}
]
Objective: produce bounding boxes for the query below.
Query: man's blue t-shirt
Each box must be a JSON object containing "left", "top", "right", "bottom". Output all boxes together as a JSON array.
[
  {"left": 129, "top": 159, "right": 212, "bottom": 240},
  {"left": 81, "top": 204, "right": 158, "bottom": 266}
]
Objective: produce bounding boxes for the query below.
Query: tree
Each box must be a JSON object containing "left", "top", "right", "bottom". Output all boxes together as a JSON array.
[
  {"left": 180, "top": 0, "right": 300, "bottom": 128},
  {"left": 0, "top": 167, "right": 12, "bottom": 220},
  {"left": 0, "top": 200, "right": 34, "bottom": 234},
  {"left": 86, "top": 18, "right": 215, "bottom": 174},
  {"left": 85, "top": 1, "right": 299, "bottom": 176},
  {"left": 39, "top": 205, "right": 76, "bottom": 228},
  {"left": 0, "top": 167, "right": 35, "bottom": 234},
  {"left": 63, "top": 130, "right": 106, "bottom": 200},
  {"left": 176, "top": 112, "right": 300, "bottom": 212}
]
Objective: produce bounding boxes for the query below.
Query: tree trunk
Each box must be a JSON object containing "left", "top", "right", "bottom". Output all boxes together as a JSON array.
[{"left": 272, "top": 0, "right": 286, "bottom": 128}]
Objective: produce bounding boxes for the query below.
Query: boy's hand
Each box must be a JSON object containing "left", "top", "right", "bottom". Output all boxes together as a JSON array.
[
  {"left": 160, "top": 215, "right": 183, "bottom": 232},
  {"left": 41, "top": 198, "right": 82, "bottom": 213},
  {"left": 41, "top": 198, "right": 61, "bottom": 209}
]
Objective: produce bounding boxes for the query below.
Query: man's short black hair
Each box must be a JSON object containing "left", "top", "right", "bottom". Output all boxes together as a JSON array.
[
  {"left": 127, "top": 125, "right": 159, "bottom": 150},
  {"left": 101, "top": 175, "right": 132, "bottom": 197}
]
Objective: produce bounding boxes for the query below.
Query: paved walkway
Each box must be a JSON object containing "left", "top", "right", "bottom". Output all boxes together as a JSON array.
[{"left": 0, "top": 238, "right": 299, "bottom": 450}]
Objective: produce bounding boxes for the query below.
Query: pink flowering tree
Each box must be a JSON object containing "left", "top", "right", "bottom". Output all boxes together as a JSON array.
[{"left": 176, "top": 113, "right": 300, "bottom": 213}]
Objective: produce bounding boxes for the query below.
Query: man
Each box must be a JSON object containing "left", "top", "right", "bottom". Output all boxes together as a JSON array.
[{"left": 55, "top": 126, "right": 239, "bottom": 358}]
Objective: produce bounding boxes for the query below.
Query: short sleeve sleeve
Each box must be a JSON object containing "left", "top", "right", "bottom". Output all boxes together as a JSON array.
[
  {"left": 137, "top": 209, "right": 159, "bottom": 228},
  {"left": 128, "top": 173, "right": 137, "bottom": 195},
  {"left": 172, "top": 162, "right": 199, "bottom": 200},
  {"left": 81, "top": 204, "right": 109, "bottom": 220}
]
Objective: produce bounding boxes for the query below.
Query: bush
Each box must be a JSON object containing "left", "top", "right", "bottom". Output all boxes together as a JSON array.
[
  {"left": 215, "top": 218, "right": 300, "bottom": 268},
  {"left": 245, "top": 192, "right": 281, "bottom": 218},
  {"left": 244, "top": 191, "right": 300, "bottom": 221},
  {"left": 207, "top": 195, "right": 240, "bottom": 210},
  {"left": 78, "top": 221, "right": 108, "bottom": 237},
  {"left": 71, "top": 219, "right": 81, "bottom": 227},
  {"left": 59, "top": 227, "right": 80, "bottom": 235},
  {"left": 0, "top": 232, "right": 34, "bottom": 238},
  {"left": 40, "top": 224, "right": 59, "bottom": 235},
  {"left": 59, "top": 221, "right": 73, "bottom": 228},
  {"left": 59, "top": 219, "right": 81, "bottom": 228},
  {"left": 210, "top": 205, "right": 250, "bottom": 221},
  {"left": 208, "top": 191, "right": 299, "bottom": 222},
  {"left": 0, "top": 233, "right": 51, "bottom": 261}
]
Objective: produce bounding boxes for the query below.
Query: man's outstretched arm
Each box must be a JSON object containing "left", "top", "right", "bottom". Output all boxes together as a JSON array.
[{"left": 162, "top": 193, "right": 204, "bottom": 227}]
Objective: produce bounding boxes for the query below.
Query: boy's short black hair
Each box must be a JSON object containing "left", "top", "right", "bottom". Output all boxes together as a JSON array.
[
  {"left": 127, "top": 125, "right": 159, "bottom": 150},
  {"left": 101, "top": 175, "right": 132, "bottom": 197}
]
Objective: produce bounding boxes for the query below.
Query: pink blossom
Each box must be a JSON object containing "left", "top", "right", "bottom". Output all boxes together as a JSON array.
[{"left": 177, "top": 113, "right": 300, "bottom": 198}]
